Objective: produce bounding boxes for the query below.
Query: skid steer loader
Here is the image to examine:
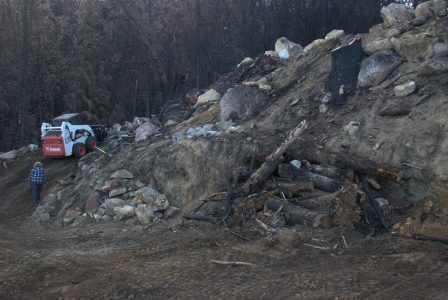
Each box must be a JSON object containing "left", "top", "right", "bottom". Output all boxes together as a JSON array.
[{"left": 41, "top": 113, "right": 106, "bottom": 158}]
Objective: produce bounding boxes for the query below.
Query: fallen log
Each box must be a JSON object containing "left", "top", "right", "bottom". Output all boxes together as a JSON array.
[
  {"left": 299, "top": 149, "right": 402, "bottom": 181},
  {"left": 360, "top": 174, "right": 390, "bottom": 230},
  {"left": 297, "top": 191, "right": 340, "bottom": 209},
  {"left": 265, "top": 198, "right": 330, "bottom": 228},
  {"left": 183, "top": 214, "right": 217, "bottom": 223},
  {"left": 241, "top": 120, "right": 308, "bottom": 194},
  {"left": 278, "top": 164, "right": 344, "bottom": 192},
  {"left": 264, "top": 179, "right": 314, "bottom": 195},
  {"left": 306, "top": 164, "right": 354, "bottom": 180},
  {"left": 210, "top": 260, "right": 256, "bottom": 267}
]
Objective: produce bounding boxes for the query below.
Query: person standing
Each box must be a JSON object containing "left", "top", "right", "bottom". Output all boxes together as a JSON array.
[{"left": 29, "top": 161, "right": 46, "bottom": 205}]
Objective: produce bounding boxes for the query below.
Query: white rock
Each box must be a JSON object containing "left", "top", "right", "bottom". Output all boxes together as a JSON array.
[
  {"left": 325, "top": 29, "right": 345, "bottom": 40},
  {"left": 133, "top": 187, "right": 170, "bottom": 211},
  {"left": 114, "top": 205, "right": 136, "bottom": 220},
  {"left": 110, "top": 169, "right": 133, "bottom": 179},
  {"left": 237, "top": 57, "right": 255, "bottom": 68},
  {"left": 275, "top": 37, "right": 303, "bottom": 59},
  {"left": 0, "top": 150, "right": 18, "bottom": 160},
  {"left": 380, "top": 3, "right": 415, "bottom": 27},
  {"left": 264, "top": 51, "right": 279, "bottom": 58},
  {"left": 375, "top": 198, "right": 389, "bottom": 207},
  {"left": 343, "top": 121, "right": 360, "bottom": 140},
  {"left": 196, "top": 89, "right": 221, "bottom": 106},
  {"left": 104, "top": 198, "right": 127, "bottom": 216},
  {"left": 135, "top": 121, "right": 160, "bottom": 142},
  {"left": 135, "top": 204, "right": 155, "bottom": 224},
  {"left": 394, "top": 81, "right": 416, "bottom": 97},
  {"left": 290, "top": 160, "right": 302, "bottom": 169}
]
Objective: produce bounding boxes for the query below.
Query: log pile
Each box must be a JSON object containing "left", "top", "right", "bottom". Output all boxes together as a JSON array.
[{"left": 183, "top": 120, "right": 402, "bottom": 231}]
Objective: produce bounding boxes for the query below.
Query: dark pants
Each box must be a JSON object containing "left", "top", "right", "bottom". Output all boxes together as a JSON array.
[{"left": 31, "top": 183, "right": 43, "bottom": 205}]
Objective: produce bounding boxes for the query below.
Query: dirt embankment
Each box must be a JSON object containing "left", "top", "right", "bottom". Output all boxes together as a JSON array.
[{"left": 1, "top": 3, "right": 448, "bottom": 299}]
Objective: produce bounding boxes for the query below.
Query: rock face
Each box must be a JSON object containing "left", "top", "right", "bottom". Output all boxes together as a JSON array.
[
  {"left": 275, "top": 37, "right": 303, "bottom": 59},
  {"left": 358, "top": 51, "right": 403, "bottom": 88},
  {"left": 135, "top": 121, "right": 160, "bottom": 142},
  {"left": 133, "top": 187, "right": 169, "bottom": 211},
  {"left": 196, "top": 89, "right": 221, "bottom": 106},
  {"left": 394, "top": 81, "right": 416, "bottom": 97},
  {"left": 220, "top": 85, "right": 268, "bottom": 122},
  {"left": 380, "top": 3, "right": 415, "bottom": 27}
]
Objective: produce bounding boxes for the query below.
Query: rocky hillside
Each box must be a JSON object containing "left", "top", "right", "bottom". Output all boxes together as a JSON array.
[{"left": 5, "top": 1, "right": 447, "bottom": 240}]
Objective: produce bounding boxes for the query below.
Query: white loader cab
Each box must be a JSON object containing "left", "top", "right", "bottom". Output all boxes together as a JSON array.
[{"left": 41, "top": 113, "right": 106, "bottom": 158}]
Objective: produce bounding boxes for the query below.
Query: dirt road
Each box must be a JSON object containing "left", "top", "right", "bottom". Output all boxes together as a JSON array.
[{"left": 0, "top": 155, "right": 447, "bottom": 299}]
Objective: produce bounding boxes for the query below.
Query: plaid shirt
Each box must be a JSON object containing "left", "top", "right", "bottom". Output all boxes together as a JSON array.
[{"left": 29, "top": 167, "right": 46, "bottom": 184}]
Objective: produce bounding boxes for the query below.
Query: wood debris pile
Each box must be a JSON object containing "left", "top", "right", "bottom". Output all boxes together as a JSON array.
[{"left": 183, "top": 120, "right": 402, "bottom": 232}]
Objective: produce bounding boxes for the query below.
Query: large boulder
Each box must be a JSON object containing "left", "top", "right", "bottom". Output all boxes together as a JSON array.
[
  {"left": 420, "top": 58, "right": 448, "bottom": 74},
  {"left": 32, "top": 206, "right": 50, "bottom": 223},
  {"left": 110, "top": 170, "right": 133, "bottom": 179},
  {"left": 237, "top": 57, "right": 255, "bottom": 68},
  {"left": 325, "top": 29, "right": 345, "bottom": 40},
  {"left": 393, "top": 34, "right": 433, "bottom": 61},
  {"left": 0, "top": 150, "right": 18, "bottom": 160},
  {"left": 135, "top": 204, "right": 155, "bottom": 224},
  {"left": 358, "top": 51, "right": 403, "bottom": 88},
  {"left": 427, "top": 42, "right": 448, "bottom": 59},
  {"left": 275, "top": 37, "right": 303, "bottom": 59},
  {"left": 394, "top": 81, "right": 416, "bottom": 97},
  {"left": 380, "top": 3, "right": 415, "bottom": 27},
  {"left": 415, "top": 0, "right": 447, "bottom": 18},
  {"left": 135, "top": 121, "right": 160, "bottom": 142},
  {"left": 196, "top": 89, "right": 221, "bottom": 106},
  {"left": 362, "top": 38, "right": 393, "bottom": 56},
  {"left": 220, "top": 85, "right": 268, "bottom": 122},
  {"left": 104, "top": 198, "right": 127, "bottom": 216},
  {"left": 133, "top": 187, "right": 169, "bottom": 211},
  {"left": 113, "top": 205, "right": 136, "bottom": 220},
  {"left": 304, "top": 39, "right": 327, "bottom": 53}
]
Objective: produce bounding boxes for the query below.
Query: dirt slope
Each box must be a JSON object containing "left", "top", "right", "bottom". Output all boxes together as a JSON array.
[{"left": 1, "top": 6, "right": 448, "bottom": 299}]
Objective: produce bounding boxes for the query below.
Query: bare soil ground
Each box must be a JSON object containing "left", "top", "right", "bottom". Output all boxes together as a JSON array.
[{"left": 1, "top": 154, "right": 447, "bottom": 299}]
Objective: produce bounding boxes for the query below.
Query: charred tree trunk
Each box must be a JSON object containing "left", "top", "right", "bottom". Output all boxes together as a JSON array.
[
  {"left": 278, "top": 163, "right": 344, "bottom": 192},
  {"left": 241, "top": 120, "right": 308, "bottom": 194},
  {"left": 265, "top": 198, "right": 330, "bottom": 228},
  {"left": 299, "top": 149, "right": 402, "bottom": 181}
]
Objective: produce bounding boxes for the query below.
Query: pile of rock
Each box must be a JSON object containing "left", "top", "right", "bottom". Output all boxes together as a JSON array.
[
  {"left": 92, "top": 169, "right": 179, "bottom": 224},
  {"left": 358, "top": 0, "right": 448, "bottom": 89},
  {"left": 107, "top": 117, "right": 161, "bottom": 150}
]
